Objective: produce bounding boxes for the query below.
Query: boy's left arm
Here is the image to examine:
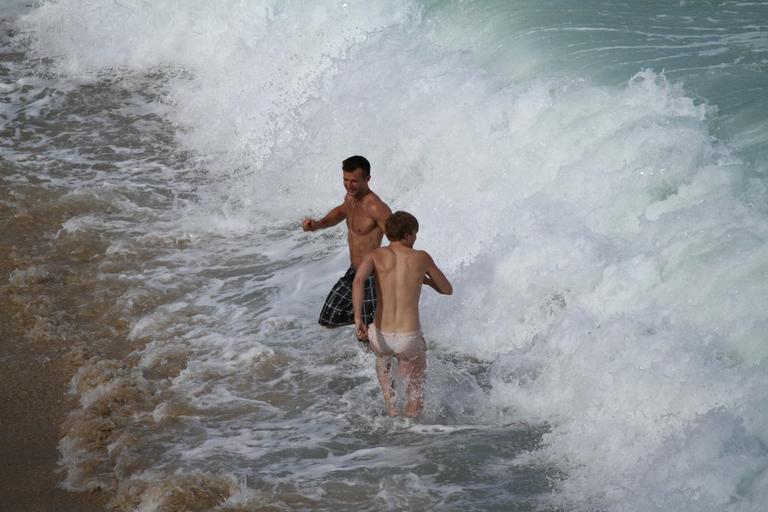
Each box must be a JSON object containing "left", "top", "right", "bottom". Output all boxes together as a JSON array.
[{"left": 422, "top": 251, "right": 453, "bottom": 295}]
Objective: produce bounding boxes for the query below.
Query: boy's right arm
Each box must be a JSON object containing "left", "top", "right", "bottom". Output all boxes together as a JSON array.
[
  {"left": 352, "top": 254, "right": 375, "bottom": 340},
  {"left": 303, "top": 204, "right": 345, "bottom": 231},
  {"left": 422, "top": 252, "right": 453, "bottom": 295}
]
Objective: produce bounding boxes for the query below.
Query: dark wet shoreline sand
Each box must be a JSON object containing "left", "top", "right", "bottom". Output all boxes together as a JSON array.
[
  {"left": 0, "top": 338, "right": 109, "bottom": 512},
  {"left": 1, "top": 185, "right": 112, "bottom": 511}
]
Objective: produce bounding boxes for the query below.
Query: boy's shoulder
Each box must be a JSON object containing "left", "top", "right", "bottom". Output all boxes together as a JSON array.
[
  {"left": 410, "top": 249, "right": 433, "bottom": 268},
  {"left": 370, "top": 245, "right": 394, "bottom": 263},
  {"left": 372, "top": 246, "right": 427, "bottom": 262},
  {"left": 413, "top": 248, "right": 431, "bottom": 259},
  {"left": 372, "top": 245, "right": 392, "bottom": 256}
]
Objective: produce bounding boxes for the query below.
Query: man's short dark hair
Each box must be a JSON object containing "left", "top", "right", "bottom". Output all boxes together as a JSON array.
[
  {"left": 342, "top": 155, "right": 371, "bottom": 178},
  {"left": 385, "top": 211, "right": 419, "bottom": 241}
]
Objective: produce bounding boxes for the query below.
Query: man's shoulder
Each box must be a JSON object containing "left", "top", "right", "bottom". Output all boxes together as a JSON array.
[{"left": 363, "top": 191, "right": 391, "bottom": 216}]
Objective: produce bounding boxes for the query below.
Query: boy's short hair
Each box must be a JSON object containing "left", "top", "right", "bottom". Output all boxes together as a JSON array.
[
  {"left": 385, "top": 211, "right": 419, "bottom": 241},
  {"left": 342, "top": 155, "right": 371, "bottom": 177}
]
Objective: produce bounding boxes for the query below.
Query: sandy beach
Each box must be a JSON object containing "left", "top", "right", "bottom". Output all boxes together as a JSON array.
[
  {"left": 0, "top": 341, "right": 108, "bottom": 512},
  {"left": 1, "top": 188, "right": 113, "bottom": 511}
]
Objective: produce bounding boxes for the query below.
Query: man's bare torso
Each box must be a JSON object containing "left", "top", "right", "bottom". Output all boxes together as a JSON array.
[{"left": 345, "top": 191, "right": 386, "bottom": 269}]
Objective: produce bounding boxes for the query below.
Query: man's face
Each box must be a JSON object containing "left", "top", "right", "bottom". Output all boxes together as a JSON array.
[{"left": 342, "top": 168, "right": 369, "bottom": 197}]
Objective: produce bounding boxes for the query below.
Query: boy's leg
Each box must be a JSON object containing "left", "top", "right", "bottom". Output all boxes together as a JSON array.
[
  {"left": 375, "top": 356, "right": 397, "bottom": 416},
  {"left": 399, "top": 353, "right": 426, "bottom": 418}
]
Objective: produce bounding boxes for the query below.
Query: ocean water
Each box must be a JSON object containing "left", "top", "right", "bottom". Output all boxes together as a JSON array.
[{"left": 2, "top": 0, "right": 768, "bottom": 510}]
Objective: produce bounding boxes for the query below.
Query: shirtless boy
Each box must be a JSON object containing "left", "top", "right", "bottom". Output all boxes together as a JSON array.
[
  {"left": 303, "top": 156, "right": 391, "bottom": 337},
  {"left": 352, "top": 211, "right": 453, "bottom": 417}
]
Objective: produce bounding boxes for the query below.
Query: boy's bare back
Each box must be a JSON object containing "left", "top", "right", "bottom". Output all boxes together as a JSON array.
[
  {"left": 368, "top": 246, "right": 436, "bottom": 332},
  {"left": 354, "top": 238, "right": 451, "bottom": 340}
]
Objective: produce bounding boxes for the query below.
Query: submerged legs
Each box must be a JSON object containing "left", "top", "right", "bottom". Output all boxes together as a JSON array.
[
  {"left": 370, "top": 328, "right": 427, "bottom": 418},
  {"left": 398, "top": 353, "right": 426, "bottom": 418},
  {"left": 375, "top": 356, "right": 397, "bottom": 416}
]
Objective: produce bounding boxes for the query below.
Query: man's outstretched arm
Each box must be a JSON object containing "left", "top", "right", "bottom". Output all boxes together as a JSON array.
[
  {"left": 303, "top": 204, "right": 346, "bottom": 231},
  {"left": 423, "top": 252, "right": 452, "bottom": 295},
  {"left": 352, "top": 254, "right": 375, "bottom": 340}
]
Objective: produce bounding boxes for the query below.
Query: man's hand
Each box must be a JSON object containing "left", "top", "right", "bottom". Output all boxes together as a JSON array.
[
  {"left": 303, "top": 205, "right": 345, "bottom": 233},
  {"left": 355, "top": 320, "right": 368, "bottom": 341}
]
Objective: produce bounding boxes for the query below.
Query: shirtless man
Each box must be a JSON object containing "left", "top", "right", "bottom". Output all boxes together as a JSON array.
[
  {"left": 352, "top": 211, "right": 453, "bottom": 417},
  {"left": 303, "top": 155, "right": 391, "bottom": 338}
]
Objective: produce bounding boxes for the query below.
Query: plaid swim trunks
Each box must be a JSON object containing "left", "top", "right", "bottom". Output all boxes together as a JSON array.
[{"left": 319, "top": 267, "right": 377, "bottom": 328}]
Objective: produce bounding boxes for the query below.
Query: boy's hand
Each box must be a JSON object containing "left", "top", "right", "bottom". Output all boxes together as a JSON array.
[
  {"left": 355, "top": 320, "right": 368, "bottom": 341},
  {"left": 302, "top": 218, "right": 315, "bottom": 231}
]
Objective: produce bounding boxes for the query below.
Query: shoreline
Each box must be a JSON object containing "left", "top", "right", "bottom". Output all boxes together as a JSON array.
[
  {"left": 0, "top": 341, "right": 109, "bottom": 512},
  {"left": 1, "top": 186, "right": 117, "bottom": 511}
]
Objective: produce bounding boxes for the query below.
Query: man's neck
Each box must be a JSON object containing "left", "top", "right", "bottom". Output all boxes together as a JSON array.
[{"left": 351, "top": 189, "right": 371, "bottom": 201}]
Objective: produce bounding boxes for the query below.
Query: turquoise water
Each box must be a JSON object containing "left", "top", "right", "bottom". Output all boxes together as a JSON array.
[
  {"left": 3, "top": 1, "right": 768, "bottom": 510},
  {"left": 424, "top": 0, "right": 768, "bottom": 170}
]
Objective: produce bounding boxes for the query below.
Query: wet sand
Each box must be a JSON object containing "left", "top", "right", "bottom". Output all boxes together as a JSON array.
[
  {"left": 1, "top": 186, "right": 116, "bottom": 511},
  {"left": 0, "top": 342, "right": 109, "bottom": 512}
]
